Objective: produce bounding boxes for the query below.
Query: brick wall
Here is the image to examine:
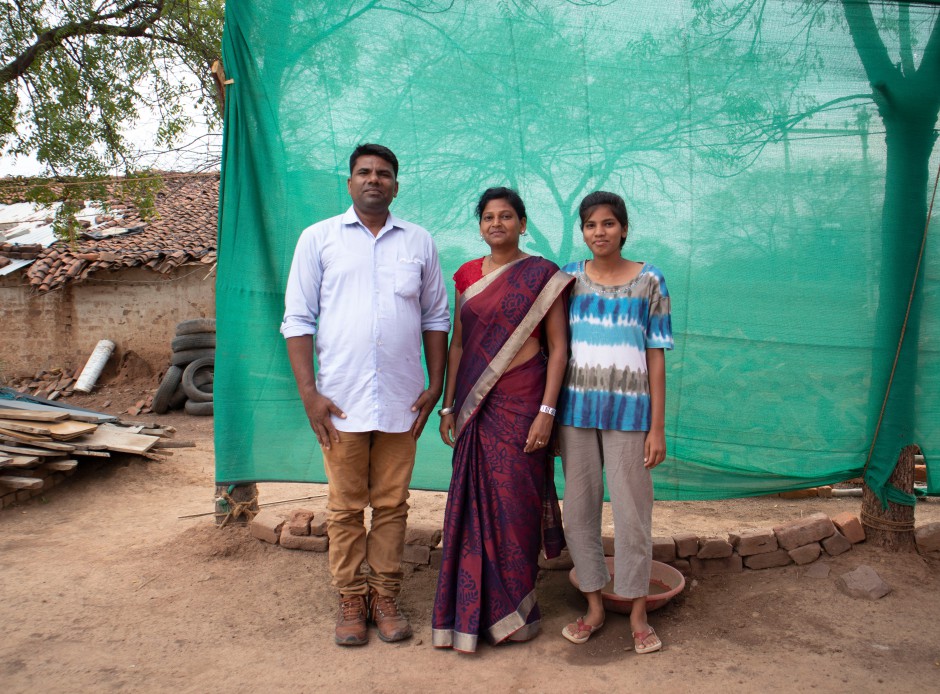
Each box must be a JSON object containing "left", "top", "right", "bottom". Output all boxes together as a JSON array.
[{"left": 0, "top": 266, "right": 214, "bottom": 376}]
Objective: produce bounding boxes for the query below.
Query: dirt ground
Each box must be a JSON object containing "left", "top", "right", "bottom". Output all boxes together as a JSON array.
[{"left": 2, "top": 385, "right": 939, "bottom": 694}]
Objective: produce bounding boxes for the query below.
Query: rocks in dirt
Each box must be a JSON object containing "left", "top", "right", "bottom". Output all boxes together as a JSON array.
[
  {"left": 914, "top": 522, "right": 940, "bottom": 554},
  {"left": 690, "top": 554, "right": 743, "bottom": 575},
  {"left": 404, "top": 525, "right": 443, "bottom": 548},
  {"left": 402, "top": 544, "right": 431, "bottom": 564},
  {"left": 6, "top": 367, "right": 79, "bottom": 401},
  {"left": 772, "top": 512, "right": 836, "bottom": 550},
  {"left": 836, "top": 565, "right": 891, "bottom": 600},
  {"left": 804, "top": 562, "right": 831, "bottom": 579}
]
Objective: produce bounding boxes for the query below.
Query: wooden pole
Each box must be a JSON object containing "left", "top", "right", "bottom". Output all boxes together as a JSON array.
[
  {"left": 861, "top": 445, "right": 917, "bottom": 551},
  {"left": 214, "top": 483, "right": 259, "bottom": 527}
]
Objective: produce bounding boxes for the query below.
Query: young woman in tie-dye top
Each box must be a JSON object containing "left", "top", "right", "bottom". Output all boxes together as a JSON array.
[{"left": 558, "top": 191, "right": 673, "bottom": 654}]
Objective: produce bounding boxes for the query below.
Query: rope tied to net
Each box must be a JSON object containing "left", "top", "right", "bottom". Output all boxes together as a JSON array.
[
  {"left": 215, "top": 488, "right": 259, "bottom": 528},
  {"left": 860, "top": 508, "right": 915, "bottom": 533},
  {"left": 862, "top": 155, "right": 940, "bottom": 478}
]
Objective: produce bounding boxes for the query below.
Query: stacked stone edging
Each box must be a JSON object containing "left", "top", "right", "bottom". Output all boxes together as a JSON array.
[{"left": 248, "top": 510, "right": 940, "bottom": 571}]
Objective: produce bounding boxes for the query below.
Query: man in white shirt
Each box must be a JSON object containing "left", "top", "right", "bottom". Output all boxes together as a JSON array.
[{"left": 281, "top": 144, "right": 450, "bottom": 646}]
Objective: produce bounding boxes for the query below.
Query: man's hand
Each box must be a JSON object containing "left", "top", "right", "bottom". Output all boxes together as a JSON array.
[
  {"left": 410, "top": 387, "right": 441, "bottom": 439},
  {"left": 303, "top": 391, "right": 345, "bottom": 450}
]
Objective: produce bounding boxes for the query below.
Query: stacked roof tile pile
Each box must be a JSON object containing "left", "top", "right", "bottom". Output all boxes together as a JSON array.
[{"left": 2, "top": 173, "right": 218, "bottom": 293}]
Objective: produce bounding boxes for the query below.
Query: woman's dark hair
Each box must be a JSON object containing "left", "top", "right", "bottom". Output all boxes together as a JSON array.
[
  {"left": 349, "top": 143, "right": 399, "bottom": 177},
  {"left": 475, "top": 187, "right": 526, "bottom": 222},
  {"left": 578, "top": 191, "right": 629, "bottom": 247}
]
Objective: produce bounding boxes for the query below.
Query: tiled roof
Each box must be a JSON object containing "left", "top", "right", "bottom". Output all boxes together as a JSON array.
[{"left": 0, "top": 173, "right": 218, "bottom": 292}]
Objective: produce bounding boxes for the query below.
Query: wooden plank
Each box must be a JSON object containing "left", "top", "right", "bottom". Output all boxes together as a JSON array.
[
  {"left": 42, "top": 459, "right": 78, "bottom": 472},
  {"left": 80, "top": 425, "right": 159, "bottom": 454},
  {"left": 0, "top": 443, "right": 66, "bottom": 457},
  {"left": 0, "top": 475, "right": 43, "bottom": 490},
  {"left": 0, "top": 418, "right": 53, "bottom": 435},
  {"left": 153, "top": 440, "right": 196, "bottom": 449},
  {"left": 0, "top": 435, "right": 76, "bottom": 452},
  {"left": 44, "top": 420, "right": 98, "bottom": 441},
  {"left": 73, "top": 449, "right": 110, "bottom": 458},
  {"left": 0, "top": 427, "right": 49, "bottom": 443},
  {"left": 0, "top": 408, "right": 69, "bottom": 422},
  {"left": 0, "top": 399, "right": 116, "bottom": 423},
  {"left": 2, "top": 455, "right": 41, "bottom": 468}
]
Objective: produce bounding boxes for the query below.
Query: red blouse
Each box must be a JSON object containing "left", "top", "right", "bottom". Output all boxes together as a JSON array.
[{"left": 453, "top": 257, "right": 543, "bottom": 341}]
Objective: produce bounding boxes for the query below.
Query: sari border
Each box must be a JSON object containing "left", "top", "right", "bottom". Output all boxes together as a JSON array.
[
  {"left": 459, "top": 256, "right": 527, "bottom": 306},
  {"left": 487, "top": 589, "right": 538, "bottom": 644},
  {"left": 432, "top": 627, "right": 479, "bottom": 653},
  {"left": 455, "top": 269, "right": 573, "bottom": 436}
]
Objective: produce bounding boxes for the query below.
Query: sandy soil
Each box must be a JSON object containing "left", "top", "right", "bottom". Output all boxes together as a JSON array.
[{"left": 2, "top": 386, "right": 939, "bottom": 693}]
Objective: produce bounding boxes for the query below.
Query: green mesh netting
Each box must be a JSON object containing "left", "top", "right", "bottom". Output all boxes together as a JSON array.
[{"left": 215, "top": 0, "right": 939, "bottom": 502}]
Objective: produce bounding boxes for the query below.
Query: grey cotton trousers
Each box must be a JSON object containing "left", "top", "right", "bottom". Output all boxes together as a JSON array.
[{"left": 559, "top": 426, "right": 652, "bottom": 599}]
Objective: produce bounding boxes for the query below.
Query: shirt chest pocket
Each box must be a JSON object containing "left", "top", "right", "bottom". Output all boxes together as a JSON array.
[{"left": 394, "top": 263, "right": 422, "bottom": 299}]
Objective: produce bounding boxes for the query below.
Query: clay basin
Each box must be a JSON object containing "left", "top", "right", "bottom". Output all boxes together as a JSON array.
[{"left": 568, "top": 558, "right": 685, "bottom": 613}]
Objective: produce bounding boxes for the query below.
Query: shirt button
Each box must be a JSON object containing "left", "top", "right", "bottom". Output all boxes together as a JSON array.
[{"left": 377, "top": 367, "right": 382, "bottom": 373}]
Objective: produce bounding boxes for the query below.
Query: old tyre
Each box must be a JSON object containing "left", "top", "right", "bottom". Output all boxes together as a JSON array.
[
  {"left": 176, "top": 318, "right": 216, "bottom": 335},
  {"left": 171, "top": 332, "right": 216, "bottom": 352},
  {"left": 185, "top": 399, "right": 214, "bottom": 416},
  {"left": 168, "top": 382, "right": 188, "bottom": 410},
  {"left": 170, "top": 347, "right": 215, "bottom": 367},
  {"left": 182, "top": 356, "right": 214, "bottom": 402},
  {"left": 152, "top": 365, "right": 183, "bottom": 414}
]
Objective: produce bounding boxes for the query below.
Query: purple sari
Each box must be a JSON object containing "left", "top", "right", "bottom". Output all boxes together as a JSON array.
[{"left": 432, "top": 256, "right": 573, "bottom": 653}]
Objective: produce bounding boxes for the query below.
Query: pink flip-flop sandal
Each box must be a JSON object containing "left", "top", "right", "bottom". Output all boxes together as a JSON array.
[
  {"left": 632, "top": 626, "right": 662, "bottom": 654},
  {"left": 562, "top": 617, "right": 604, "bottom": 644}
]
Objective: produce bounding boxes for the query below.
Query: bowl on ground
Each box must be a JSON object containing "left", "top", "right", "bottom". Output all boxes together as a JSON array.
[{"left": 568, "top": 557, "right": 685, "bottom": 613}]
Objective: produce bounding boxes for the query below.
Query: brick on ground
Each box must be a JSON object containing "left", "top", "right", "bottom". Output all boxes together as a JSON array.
[
  {"left": 830, "top": 512, "right": 865, "bottom": 544},
  {"left": 690, "top": 554, "right": 743, "bottom": 575},
  {"left": 539, "top": 547, "right": 574, "bottom": 570},
  {"left": 250, "top": 509, "right": 286, "bottom": 545},
  {"left": 404, "top": 525, "right": 443, "bottom": 548},
  {"left": 821, "top": 530, "right": 853, "bottom": 557},
  {"left": 652, "top": 536, "right": 676, "bottom": 563},
  {"left": 915, "top": 522, "right": 940, "bottom": 553},
  {"left": 309, "top": 512, "right": 328, "bottom": 536},
  {"left": 729, "top": 528, "right": 778, "bottom": 556},
  {"left": 697, "top": 537, "right": 733, "bottom": 559},
  {"left": 836, "top": 565, "right": 891, "bottom": 600},
  {"left": 773, "top": 512, "right": 835, "bottom": 550},
  {"left": 287, "top": 509, "right": 315, "bottom": 536},
  {"left": 788, "top": 542, "right": 821, "bottom": 565},
  {"left": 602, "top": 535, "right": 615, "bottom": 556},
  {"left": 743, "top": 549, "right": 792, "bottom": 570},
  {"left": 279, "top": 525, "right": 329, "bottom": 552},
  {"left": 402, "top": 543, "right": 431, "bottom": 565},
  {"left": 673, "top": 532, "right": 699, "bottom": 558}
]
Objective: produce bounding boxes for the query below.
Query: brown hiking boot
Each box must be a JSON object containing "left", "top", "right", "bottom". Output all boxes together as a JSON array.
[
  {"left": 335, "top": 594, "right": 368, "bottom": 646},
  {"left": 369, "top": 590, "right": 413, "bottom": 643}
]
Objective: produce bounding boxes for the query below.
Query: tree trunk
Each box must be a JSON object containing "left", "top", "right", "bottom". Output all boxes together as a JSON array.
[
  {"left": 861, "top": 445, "right": 916, "bottom": 551},
  {"left": 214, "top": 483, "right": 259, "bottom": 527}
]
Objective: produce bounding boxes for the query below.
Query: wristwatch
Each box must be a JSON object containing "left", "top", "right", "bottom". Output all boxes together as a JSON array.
[{"left": 539, "top": 404, "right": 557, "bottom": 416}]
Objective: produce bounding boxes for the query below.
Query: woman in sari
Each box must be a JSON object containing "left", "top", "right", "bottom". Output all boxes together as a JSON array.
[{"left": 432, "top": 187, "right": 573, "bottom": 653}]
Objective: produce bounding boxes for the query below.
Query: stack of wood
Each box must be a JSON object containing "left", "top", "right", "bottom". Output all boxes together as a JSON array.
[
  {"left": 5, "top": 368, "right": 79, "bottom": 401},
  {"left": 0, "top": 404, "right": 177, "bottom": 508}
]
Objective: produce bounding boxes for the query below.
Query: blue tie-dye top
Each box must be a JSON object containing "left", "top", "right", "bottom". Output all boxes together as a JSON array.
[{"left": 558, "top": 261, "right": 673, "bottom": 432}]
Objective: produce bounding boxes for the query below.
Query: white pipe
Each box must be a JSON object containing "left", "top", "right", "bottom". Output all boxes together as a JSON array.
[{"left": 74, "top": 339, "right": 116, "bottom": 392}]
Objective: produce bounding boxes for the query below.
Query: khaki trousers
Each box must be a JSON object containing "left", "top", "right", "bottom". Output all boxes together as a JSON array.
[{"left": 320, "top": 431, "right": 416, "bottom": 597}]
